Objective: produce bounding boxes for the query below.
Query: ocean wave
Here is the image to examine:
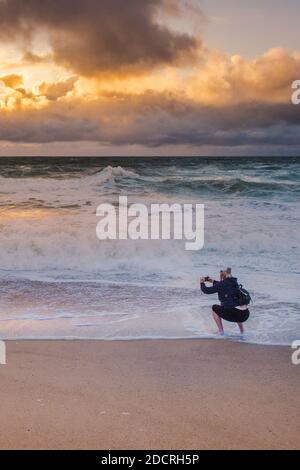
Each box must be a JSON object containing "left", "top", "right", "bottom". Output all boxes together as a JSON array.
[
  {"left": 148, "top": 175, "right": 300, "bottom": 198},
  {"left": 0, "top": 160, "right": 299, "bottom": 279},
  {"left": 0, "top": 157, "right": 300, "bottom": 345},
  {"left": 1, "top": 162, "right": 299, "bottom": 202},
  {"left": 0, "top": 199, "right": 298, "bottom": 279},
  {"left": 91, "top": 166, "right": 140, "bottom": 183}
]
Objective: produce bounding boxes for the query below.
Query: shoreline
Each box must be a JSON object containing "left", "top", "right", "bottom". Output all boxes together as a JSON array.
[
  {"left": 1, "top": 336, "right": 292, "bottom": 347},
  {"left": 1, "top": 338, "right": 291, "bottom": 347},
  {"left": 0, "top": 339, "right": 299, "bottom": 450}
]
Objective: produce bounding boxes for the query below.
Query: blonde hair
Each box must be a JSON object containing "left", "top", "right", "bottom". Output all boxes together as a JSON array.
[{"left": 221, "top": 267, "right": 232, "bottom": 280}]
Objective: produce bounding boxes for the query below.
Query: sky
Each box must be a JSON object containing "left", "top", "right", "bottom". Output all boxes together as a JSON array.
[
  {"left": 0, "top": 0, "right": 300, "bottom": 156},
  {"left": 203, "top": 0, "right": 300, "bottom": 58}
]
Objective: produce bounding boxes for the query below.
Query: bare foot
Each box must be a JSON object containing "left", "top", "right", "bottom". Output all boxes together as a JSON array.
[{"left": 214, "top": 330, "right": 225, "bottom": 336}]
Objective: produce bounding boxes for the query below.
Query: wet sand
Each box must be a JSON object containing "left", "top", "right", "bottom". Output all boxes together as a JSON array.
[{"left": 0, "top": 339, "right": 299, "bottom": 450}]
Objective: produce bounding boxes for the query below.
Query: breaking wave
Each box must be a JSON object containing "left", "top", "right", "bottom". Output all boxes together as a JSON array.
[{"left": 0, "top": 157, "right": 299, "bottom": 344}]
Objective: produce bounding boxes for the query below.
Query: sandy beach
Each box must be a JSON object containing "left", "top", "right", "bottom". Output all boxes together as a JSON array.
[{"left": 0, "top": 339, "right": 299, "bottom": 450}]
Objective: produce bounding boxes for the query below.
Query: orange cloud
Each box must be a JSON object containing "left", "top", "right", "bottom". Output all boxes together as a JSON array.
[
  {"left": 0, "top": 75, "right": 78, "bottom": 110},
  {"left": 0, "top": 73, "right": 23, "bottom": 89},
  {"left": 0, "top": 2, "right": 299, "bottom": 153},
  {"left": 38, "top": 77, "right": 78, "bottom": 101},
  {"left": 184, "top": 48, "right": 300, "bottom": 105}
]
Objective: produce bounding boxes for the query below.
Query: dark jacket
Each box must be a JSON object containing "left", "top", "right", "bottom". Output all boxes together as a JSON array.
[{"left": 200, "top": 277, "right": 240, "bottom": 308}]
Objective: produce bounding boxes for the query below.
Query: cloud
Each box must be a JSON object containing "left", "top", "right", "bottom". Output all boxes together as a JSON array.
[
  {"left": 38, "top": 77, "right": 78, "bottom": 101},
  {"left": 0, "top": 75, "right": 77, "bottom": 109},
  {"left": 1, "top": 44, "right": 300, "bottom": 151},
  {"left": 0, "top": 1, "right": 299, "bottom": 154},
  {"left": 1, "top": 90, "right": 300, "bottom": 149},
  {"left": 186, "top": 48, "right": 300, "bottom": 105},
  {"left": 22, "top": 51, "right": 53, "bottom": 65},
  {"left": 0, "top": 0, "right": 199, "bottom": 77},
  {"left": 0, "top": 112, "right": 101, "bottom": 143},
  {"left": 0, "top": 74, "right": 23, "bottom": 89}
]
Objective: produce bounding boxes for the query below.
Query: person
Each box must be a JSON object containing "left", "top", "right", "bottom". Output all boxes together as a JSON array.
[{"left": 200, "top": 267, "right": 250, "bottom": 336}]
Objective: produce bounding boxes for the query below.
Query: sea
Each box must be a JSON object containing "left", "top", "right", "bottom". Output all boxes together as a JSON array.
[{"left": 0, "top": 156, "right": 299, "bottom": 345}]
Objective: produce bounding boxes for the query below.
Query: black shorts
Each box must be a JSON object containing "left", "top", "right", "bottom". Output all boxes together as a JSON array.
[{"left": 212, "top": 305, "right": 250, "bottom": 323}]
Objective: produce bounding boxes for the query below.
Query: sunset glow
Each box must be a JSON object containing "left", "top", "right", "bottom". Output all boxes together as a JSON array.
[{"left": 0, "top": 0, "right": 300, "bottom": 155}]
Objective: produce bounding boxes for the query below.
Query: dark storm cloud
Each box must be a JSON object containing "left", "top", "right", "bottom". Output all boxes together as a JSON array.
[
  {"left": 0, "top": 113, "right": 101, "bottom": 143},
  {"left": 0, "top": 0, "right": 199, "bottom": 76},
  {"left": 1, "top": 93, "right": 300, "bottom": 147},
  {"left": 104, "top": 100, "right": 300, "bottom": 147}
]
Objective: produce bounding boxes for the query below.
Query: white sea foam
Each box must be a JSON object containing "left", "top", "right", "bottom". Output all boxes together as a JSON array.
[
  {"left": 0, "top": 161, "right": 299, "bottom": 344},
  {"left": 92, "top": 165, "right": 140, "bottom": 183}
]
